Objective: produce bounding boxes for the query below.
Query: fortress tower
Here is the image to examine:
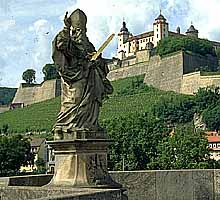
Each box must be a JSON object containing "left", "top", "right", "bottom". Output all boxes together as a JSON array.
[
  {"left": 117, "top": 21, "right": 131, "bottom": 60},
  {"left": 186, "top": 23, "right": 199, "bottom": 38},
  {"left": 153, "top": 12, "right": 169, "bottom": 46},
  {"left": 117, "top": 12, "right": 169, "bottom": 59}
]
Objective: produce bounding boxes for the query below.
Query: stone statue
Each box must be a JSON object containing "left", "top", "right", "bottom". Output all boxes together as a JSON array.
[{"left": 52, "top": 9, "right": 113, "bottom": 139}]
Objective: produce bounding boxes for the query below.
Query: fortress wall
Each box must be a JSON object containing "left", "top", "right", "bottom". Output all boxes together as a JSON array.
[
  {"left": 107, "top": 61, "right": 149, "bottom": 81},
  {"left": 183, "top": 53, "right": 218, "bottom": 73},
  {"left": 136, "top": 50, "right": 150, "bottom": 63},
  {"left": 12, "top": 79, "right": 61, "bottom": 106},
  {"left": 144, "top": 52, "right": 183, "bottom": 93},
  {"left": 181, "top": 71, "right": 220, "bottom": 94},
  {"left": 0, "top": 105, "right": 10, "bottom": 113}
]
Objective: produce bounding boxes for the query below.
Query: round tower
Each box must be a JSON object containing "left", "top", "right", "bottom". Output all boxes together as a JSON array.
[
  {"left": 186, "top": 24, "right": 198, "bottom": 38},
  {"left": 153, "top": 12, "right": 169, "bottom": 46},
  {"left": 117, "top": 21, "right": 130, "bottom": 59}
]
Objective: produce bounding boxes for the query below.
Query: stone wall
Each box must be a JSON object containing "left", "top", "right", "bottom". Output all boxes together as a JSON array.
[
  {"left": 0, "top": 186, "right": 122, "bottom": 200},
  {"left": 109, "top": 51, "right": 218, "bottom": 94},
  {"left": 2, "top": 170, "right": 220, "bottom": 199},
  {"left": 111, "top": 169, "right": 220, "bottom": 200},
  {"left": 181, "top": 71, "right": 220, "bottom": 94},
  {"left": 183, "top": 53, "right": 218, "bottom": 74},
  {"left": 144, "top": 52, "right": 184, "bottom": 93},
  {"left": 12, "top": 79, "right": 61, "bottom": 106},
  {"left": 0, "top": 106, "right": 9, "bottom": 113},
  {"left": 108, "top": 61, "right": 148, "bottom": 81}
]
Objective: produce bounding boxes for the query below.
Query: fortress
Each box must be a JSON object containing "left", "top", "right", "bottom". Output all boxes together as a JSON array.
[
  {"left": 108, "top": 12, "right": 220, "bottom": 94},
  {"left": 10, "top": 12, "right": 220, "bottom": 107}
]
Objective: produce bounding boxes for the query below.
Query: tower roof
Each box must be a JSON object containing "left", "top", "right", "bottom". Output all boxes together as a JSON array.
[
  {"left": 186, "top": 24, "right": 198, "bottom": 33},
  {"left": 120, "top": 21, "right": 128, "bottom": 32},
  {"left": 155, "top": 14, "right": 166, "bottom": 20}
]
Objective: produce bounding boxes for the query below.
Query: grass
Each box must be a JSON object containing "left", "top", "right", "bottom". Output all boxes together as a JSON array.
[{"left": 0, "top": 75, "right": 189, "bottom": 133}]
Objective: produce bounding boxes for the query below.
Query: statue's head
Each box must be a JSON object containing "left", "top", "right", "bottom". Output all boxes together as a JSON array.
[{"left": 70, "top": 9, "right": 87, "bottom": 32}]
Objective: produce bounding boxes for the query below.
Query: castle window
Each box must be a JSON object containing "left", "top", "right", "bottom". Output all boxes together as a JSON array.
[
  {"left": 120, "top": 44, "right": 121, "bottom": 47},
  {"left": 157, "top": 34, "right": 159, "bottom": 38},
  {"left": 152, "top": 38, "right": 153, "bottom": 41},
  {"left": 143, "top": 39, "right": 145, "bottom": 42},
  {"left": 157, "top": 24, "right": 158, "bottom": 27},
  {"left": 157, "top": 29, "right": 158, "bottom": 32}
]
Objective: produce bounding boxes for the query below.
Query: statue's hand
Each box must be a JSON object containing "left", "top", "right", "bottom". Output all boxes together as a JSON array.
[
  {"left": 64, "top": 11, "right": 71, "bottom": 28},
  {"left": 86, "top": 52, "right": 96, "bottom": 60}
]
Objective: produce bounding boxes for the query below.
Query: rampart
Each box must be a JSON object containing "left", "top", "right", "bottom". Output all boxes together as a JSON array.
[
  {"left": 0, "top": 105, "right": 9, "bottom": 113},
  {"left": 108, "top": 50, "right": 218, "bottom": 94},
  {"left": 12, "top": 79, "right": 61, "bottom": 106},
  {"left": 181, "top": 71, "right": 220, "bottom": 94}
]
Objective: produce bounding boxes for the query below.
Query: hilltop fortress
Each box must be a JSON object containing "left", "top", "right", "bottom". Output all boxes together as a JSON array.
[
  {"left": 11, "top": 13, "right": 220, "bottom": 107},
  {"left": 108, "top": 12, "right": 220, "bottom": 94}
]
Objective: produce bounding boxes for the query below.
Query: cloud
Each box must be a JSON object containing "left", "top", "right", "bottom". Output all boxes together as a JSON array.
[
  {"left": 28, "top": 19, "right": 55, "bottom": 82},
  {"left": 0, "top": 19, "right": 16, "bottom": 31}
]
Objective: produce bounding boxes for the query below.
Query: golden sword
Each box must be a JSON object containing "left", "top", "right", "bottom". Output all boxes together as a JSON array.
[{"left": 91, "top": 33, "right": 115, "bottom": 61}]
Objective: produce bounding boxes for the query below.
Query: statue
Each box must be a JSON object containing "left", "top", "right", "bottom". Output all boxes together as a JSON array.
[{"left": 52, "top": 9, "right": 113, "bottom": 139}]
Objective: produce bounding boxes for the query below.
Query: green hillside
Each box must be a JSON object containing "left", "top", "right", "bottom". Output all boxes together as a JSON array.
[
  {"left": 0, "top": 87, "right": 17, "bottom": 105},
  {"left": 0, "top": 75, "right": 190, "bottom": 133}
]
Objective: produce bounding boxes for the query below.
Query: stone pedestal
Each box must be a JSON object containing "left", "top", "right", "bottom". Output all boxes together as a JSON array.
[{"left": 47, "top": 131, "right": 121, "bottom": 188}]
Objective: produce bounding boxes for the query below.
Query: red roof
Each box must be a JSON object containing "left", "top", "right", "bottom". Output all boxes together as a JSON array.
[{"left": 207, "top": 136, "right": 220, "bottom": 143}]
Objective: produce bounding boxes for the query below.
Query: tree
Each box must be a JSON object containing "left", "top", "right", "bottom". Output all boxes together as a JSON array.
[
  {"left": 22, "top": 69, "right": 36, "bottom": 84},
  {"left": 0, "top": 135, "right": 34, "bottom": 176},
  {"left": 194, "top": 87, "right": 220, "bottom": 112},
  {"left": 152, "top": 95, "right": 195, "bottom": 126},
  {"left": 203, "top": 105, "right": 220, "bottom": 131},
  {"left": 156, "top": 36, "right": 216, "bottom": 57},
  {"left": 101, "top": 112, "right": 170, "bottom": 171},
  {"left": 42, "top": 64, "right": 60, "bottom": 81},
  {"left": 149, "top": 124, "right": 217, "bottom": 169}
]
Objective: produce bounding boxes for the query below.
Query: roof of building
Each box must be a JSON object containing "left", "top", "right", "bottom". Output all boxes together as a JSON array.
[
  {"left": 30, "top": 138, "right": 45, "bottom": 147},
  {"left": 186, "top": 25, "right": 198, "bottom": 33},
  {"left": 155, "top": 14, "right": 166, "bottom": 20},
  {"left": 120, "top": 21, "right": 128, "bottom": 32},
  {"left": 127, "top": 31, "right": 154, "bottom": 42},
  {"left": 207, "top": 136, "right": 220, "bottom": 143}
]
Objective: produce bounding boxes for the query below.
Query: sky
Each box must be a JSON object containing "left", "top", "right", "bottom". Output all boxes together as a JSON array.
[{"left": 0, "top": 0, "right": 220, "bottom": 87}]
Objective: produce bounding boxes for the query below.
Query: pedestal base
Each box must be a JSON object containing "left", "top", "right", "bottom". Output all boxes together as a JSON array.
[{"left": 47, "top": 139, "right": 121, "bottom": 188}]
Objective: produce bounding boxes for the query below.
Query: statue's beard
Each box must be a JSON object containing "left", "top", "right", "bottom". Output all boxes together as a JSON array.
[{"left": 71, "top": 31, "right": 85, "bottom": 44}]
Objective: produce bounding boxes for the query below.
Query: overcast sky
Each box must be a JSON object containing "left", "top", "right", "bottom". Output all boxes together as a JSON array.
[{"left": 0, "top": 0, "right": 219, "bottom": 87}]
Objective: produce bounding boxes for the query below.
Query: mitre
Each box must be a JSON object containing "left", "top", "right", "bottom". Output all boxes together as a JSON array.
[{"left": 70, "top": 9, "right": 87, "bottom": 31}]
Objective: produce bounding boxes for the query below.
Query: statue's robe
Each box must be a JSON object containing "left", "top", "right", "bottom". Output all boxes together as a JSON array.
[{"left": 52, "top": 28, "right": 113, "bottom": 132}]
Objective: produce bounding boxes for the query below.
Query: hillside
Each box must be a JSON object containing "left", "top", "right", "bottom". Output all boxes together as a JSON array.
[
  {"left": 0, "top": 87, "right": 17, "bottom": 105},
  {"left": 0, "top": 75, "right": 191, "bottom": 133}
]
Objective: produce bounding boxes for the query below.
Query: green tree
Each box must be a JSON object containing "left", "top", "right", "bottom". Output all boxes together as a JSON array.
[
  {"left": 42, "top": 63, "right": 60, "bottom": 81},
  {"left": 102, "top": 113, "right": 170, "bottom": 171},
  {"left": 203, "top": 105, "right": 220, "bottom": 131},
  {"left": 152, "top": 96, "right": 195, "bottom": 126},
  {"left": 194, "top": 87, "right": 220, "bottom": 112},
  {"left": 22, "top": 69, "right": 36, "bottom": 84},
  {"left": 149, "top": 124, "right": 217, "bottom": 169},
  {"left": 156, "top": 36, "right": 216, "bottom": 57},
  {"left": 0, "top": 135, "right": 34, "bottom": 176}
]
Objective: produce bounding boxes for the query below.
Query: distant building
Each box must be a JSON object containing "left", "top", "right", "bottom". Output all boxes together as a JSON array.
[
  {"left": 117, "top": 12, "right": 220, "bottom": 60},
  {"left": 207, "top": 131, "right": 220, "bottom": 161},
  {"left": 20, "top": 138, "right": 46, "bottom": 172}
]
